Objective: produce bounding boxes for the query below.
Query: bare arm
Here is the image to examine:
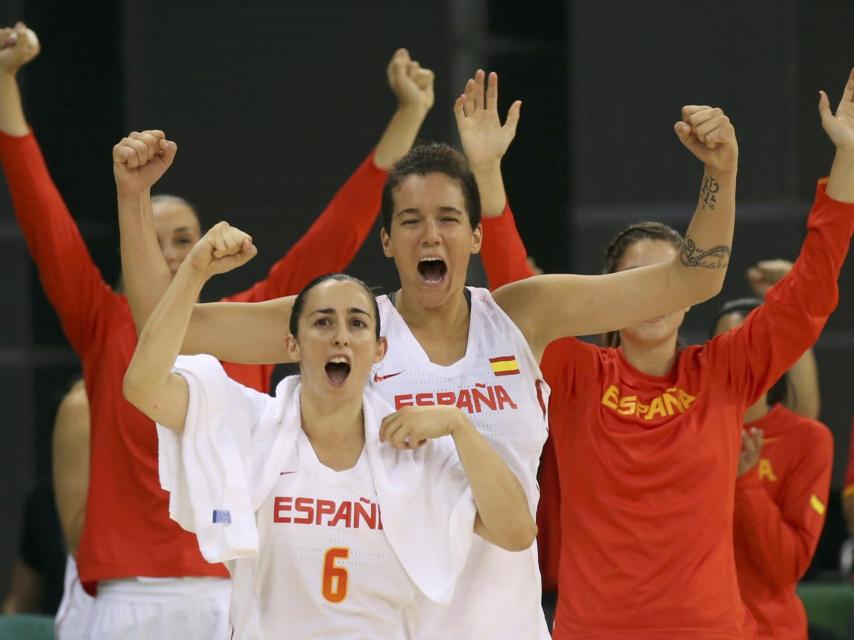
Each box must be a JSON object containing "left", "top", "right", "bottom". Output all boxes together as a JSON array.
[
  {"left": 0, "top": 23, "right": 38, "bottom": 136},
  {"left": 1, "top": 560, "right": 42, "bottom": 614},
  {"left": 113, "top": 130, "right": 178, "bottom": 332},
  {"left": 51, "top": 380, "right": 90, "bottom": 555},
  {"left": 495, "top": 106, "right": 737, "bottom": 359},
  {"left": 380, "top": 406, "right": 537, "bottom": 552},
  {"left": 123, "top": 223, "right": 257, "bottom": 430},
  {"left": 373, "top": 48, "right": 434, "bottom": 170}
]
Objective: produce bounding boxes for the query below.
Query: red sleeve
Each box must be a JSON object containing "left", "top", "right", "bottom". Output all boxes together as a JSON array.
[
  {"left": 541, "top": 337, "right": 602, "bottom": 402},
  {"left": 480, "top": 203, "right": 536, "bottom": 290},
  {"left": 0, "top": 131, "right": 113, "bottom": 355},
  {"left": 705, "top": 180, "right": 854, "bottom": 406},
  {"left": 734, "top": 424, "right": 833, "bottom": 588},
  {"left": 225, "top": 152, "right": 387, "bottom": 303},
  {"left": 845, "top": 417, "right": 854, "bottom": 500}
]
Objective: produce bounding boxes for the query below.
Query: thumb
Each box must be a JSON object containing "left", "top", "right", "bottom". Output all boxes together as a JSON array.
[
  {"left": 674, "top": 121, "right": 707, "bottom": 157},
  {"left": 817, "top": 90, "right": 833, "bottom": 126},
  {"left": 504, "top": 100, "right": 522, "bottom": 136},
  {"left": 453, "top": 94, "right": 466, "bottom": 128},
  {"left": 159, "top": 139, "right": 178, "bottom": 168}
]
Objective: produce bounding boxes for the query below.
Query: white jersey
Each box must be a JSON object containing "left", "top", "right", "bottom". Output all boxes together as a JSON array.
[
  {"left": 229, "top": 431, "right": 417, "bottom": 639},
  {"left": 159, "top": 360, "right": 478, "bottom": 640},
  {"left": 373, "top": 287, "right": 550, "bottom": 640}
]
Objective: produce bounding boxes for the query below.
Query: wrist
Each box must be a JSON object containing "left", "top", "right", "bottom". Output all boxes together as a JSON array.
[
  {"left": 395, "top": 102, "right": 430, "bottom": 120},
  {"left": 116, "top": 187, "right": 151, "bottom": 204},
  {"left": 176, "top": 260, "right": 210, "bottom": 289},
  {"left": 448, "top": 410, "right": 471, "bottom": 438}
]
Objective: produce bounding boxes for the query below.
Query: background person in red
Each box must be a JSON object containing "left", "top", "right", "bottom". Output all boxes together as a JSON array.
[
  {"left": 712, "top": 291, "right": 833, "bottom": 640},
  {"left": 0, "top": 22, "right": 435, "bottom": 638},
  {"left": 473, "top": 68, "right": 854, "bottom": 638}
]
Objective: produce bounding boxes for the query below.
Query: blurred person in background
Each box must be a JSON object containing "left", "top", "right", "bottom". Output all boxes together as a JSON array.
[{"left": 0, "top": 19, "right": 435, "bottom": 638}]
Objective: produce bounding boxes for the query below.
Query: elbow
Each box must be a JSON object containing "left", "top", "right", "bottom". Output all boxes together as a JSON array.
[
  {"left": 498, "top": 518, "right": 538, "bottom": 553},
  {"left": 122, "top": 369, "right": 148, "bottom": 411}
]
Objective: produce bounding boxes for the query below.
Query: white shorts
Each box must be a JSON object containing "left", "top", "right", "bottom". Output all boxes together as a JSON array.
[
  {"left": 84, "top": 576, "right": 231, "bottom": 640},
  {"left": 55, "top": 556, "right": 95, "bottom": 640}
]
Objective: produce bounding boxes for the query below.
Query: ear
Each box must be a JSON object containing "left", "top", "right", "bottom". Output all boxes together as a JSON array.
[
  {"left": 374, "top": 336, "right": 388, "bottom": 364},
  {"left": 284, "top": 333, "right": 301, "bottom": 362},
  {"left": 380, "top": 227, "right": 393, "bottom": 258},
  {"left": 470, "top": 222, "right": 483, "bottom": 255}
]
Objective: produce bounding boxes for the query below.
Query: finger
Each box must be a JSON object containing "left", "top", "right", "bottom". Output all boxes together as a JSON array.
[
  {"left": 112, "top": 143, "right": 136, "bottom": 166},
  {"left": 387, "top": 49, "right": 408, "bottom": 84},
  {"left": 132, "top": 131, "right": 161, "bottom": 159},
  {"left": 839, "top": 67, "right": 854, "bottom": 107},
  {"left": 463, "top": 78, "right": 476, "bottom": 117},
  {"left": 504, "top": 100, "right": 522, "bottom": 137},
  {"left": 388, "top": 422, "right": 410, "bottom": 448},
  {"left": 704, "top": 122, "right": 735, "bottom": 147},
  {"left": 687, "top": 108, "right": 724, "bottom": 137},
  {"left": 2, "top": 30, "right": 18, "bottom": 49},
  {"left": 158, "top": 139, "right": 178, "bottom": 167},
  {"left": 379, "top": 413, "right": 399, "bottom": 443},
  {"left": 681, "top": 105, "right": 711, "bottom": 120},
  {"left": 212, "top": 243, "right": 258, "bottom": 274},
  {"left": 453, "top": 94, "right": 467, "bottom": 128},
  {"left": 474, "top": 69, "right": 486, "bottom": 111},
  {"left": 415, "top": 68, "right": 434, "bottom": 90},
  {"left": 406, "top": 60, "right": 421, "bottom": 78},
  {"left": 673, "top": 121, "right": 705, "bottom": 156},
  {"left": 818, "top": 90, "right": 833, "bottom": 126},
  {"left": 486, "top": 71, "right": 498, "bottom": 112}
]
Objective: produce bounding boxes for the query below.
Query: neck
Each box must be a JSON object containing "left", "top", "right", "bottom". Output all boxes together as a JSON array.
[
  {"left": 744, "top": 394, "right": 770, "bottom": 425},
  {"left": 395, "top": 286, "right": 470, "bottom": 333},
  {"left": 618, "top": 333, "right": 679, "bottom": 377},
  {"left": 299, "top": 384, "right": 365, "bottom": 452}
]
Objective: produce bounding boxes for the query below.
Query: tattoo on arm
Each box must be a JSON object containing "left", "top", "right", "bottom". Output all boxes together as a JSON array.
[
  {"left": 679, "top": 235, "right": 730, "bottom": 269},
  {"left": 700, "top": 175, "right": 720, "bottom": 210}
]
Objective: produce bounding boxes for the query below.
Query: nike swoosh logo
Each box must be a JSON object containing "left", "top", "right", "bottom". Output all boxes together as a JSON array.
[
  {"left": 279, "top": 471, "right": 297, "bottom": 476},
  {"left": 373, "top": 371, "right": 403, "bottom": 383}
]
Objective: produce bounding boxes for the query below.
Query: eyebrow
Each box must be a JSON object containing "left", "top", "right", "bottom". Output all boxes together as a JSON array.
[
  {"left": 173, "top": 227, "right": 194, "bottom": 233},
  {"left": 311, "top": 307, "right": 371, "bottom": 316},
  {"left": 396, "top": 206, "right": 464, "bottom": 216}
]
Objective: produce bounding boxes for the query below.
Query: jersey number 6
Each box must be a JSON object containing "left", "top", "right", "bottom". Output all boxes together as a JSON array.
[{"left": 322, "top": 547, "right": 349, "bottom": 603}]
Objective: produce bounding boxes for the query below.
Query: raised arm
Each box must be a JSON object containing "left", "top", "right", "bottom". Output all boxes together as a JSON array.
[
  {"left": 495, "top": 103, "right": 737, "bottom": 359},
  {"left": 123, "top": 223, "right": 257, "bottom": 430},
  {"left": 380, "top": 406, "right": 537, "bottom": 552},
  {"left": 454, "top": 69, "right": 535, "bottom": 288},
  {"left": 226, "top": 48, "right": 434, "bottom": 303},
  {"left": 746, "top": 260, "right": 821, "bottom": 419},
  {"left": 704, "top": 68, "right": 854, "bottom": 407},
  {"left": 51, "top": 380, "right": 89, "bottom": 555},
  {"left": 0, "top": 24, "right": 115, "bottom": 354}
]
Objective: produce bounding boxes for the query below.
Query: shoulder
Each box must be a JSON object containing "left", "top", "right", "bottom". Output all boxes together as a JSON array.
[
  {"left": 53, "top": 380, "right": 90, "bottom": 447},
  {"left": 57, "top": 381, "right": 89, "bottom": 422},
  {"left": 778, "top": 406, "right": 834, "bottom": 457}
]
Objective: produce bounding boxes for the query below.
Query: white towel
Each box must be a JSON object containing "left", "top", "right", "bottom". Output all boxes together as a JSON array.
[{"left": 157, "top": 354, "right": 476, "bottom": 604}]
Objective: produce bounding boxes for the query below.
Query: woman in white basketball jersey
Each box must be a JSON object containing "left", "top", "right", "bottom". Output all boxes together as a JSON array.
[
  {"left": 118, "top": 73, "right": 737, "bottom": 638},
  {"left": 122, "top": 222, "right": 537, "bottom": 638}
]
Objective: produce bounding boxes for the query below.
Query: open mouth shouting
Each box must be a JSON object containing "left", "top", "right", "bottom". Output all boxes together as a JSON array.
[
  {"left": 417, "top": 257, "right": 448, "bottom": 285},
  {"left": 324, "top": 356, "right": 351, "bottom": 387}
]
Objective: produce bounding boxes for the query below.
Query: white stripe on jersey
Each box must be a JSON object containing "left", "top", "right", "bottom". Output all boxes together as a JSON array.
[
  {"left": 228, "top": 431, "right": 417, "bottom": 639},
  {"left": 372, "top": 287, "right": 551, "bottom": 640}
]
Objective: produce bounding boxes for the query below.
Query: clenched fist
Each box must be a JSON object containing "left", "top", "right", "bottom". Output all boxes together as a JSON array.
[
  {"left": 185, "top": 221, "right": 257, "bottom": 280},
  {"left": 0, "top": 22, "right": 39, "bottom": 74},
  {"left": 387, "top": 48, "right": 434, "bottom": 114},
  {"left": 113, "top": 130, "right": 177, "bottom": 196},
  {"left": 746, "top": 259, "right": 793, "bottom": 299},
  {"left": 674, "top": 105, "right": 738, "bottom": 174}
]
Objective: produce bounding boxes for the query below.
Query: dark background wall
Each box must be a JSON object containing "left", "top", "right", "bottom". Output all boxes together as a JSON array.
[{"left": 0, "top": 0, "right": 852, "bottom": 595}]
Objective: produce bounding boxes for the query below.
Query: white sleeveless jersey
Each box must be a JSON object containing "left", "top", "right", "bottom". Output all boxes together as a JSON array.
[
  {"left": 373, "top": 287, "right": 550, "bottom": 640},
  {"left": 228, "top": 431, "right": 417, "bottom": 639}
]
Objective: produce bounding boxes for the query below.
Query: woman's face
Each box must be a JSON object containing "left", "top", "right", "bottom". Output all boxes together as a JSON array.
[
  {"left": 380, "top": 172, "right": 482, "bottom": 309},
  {"left": 152, "top": 199, "right": 201, "bottom": 277},
  {"left": 286, "top": 280, "right": 386, "bottom": 398},
  {"left": 616, "top": 238, "right": 687, "bottom": 347}
]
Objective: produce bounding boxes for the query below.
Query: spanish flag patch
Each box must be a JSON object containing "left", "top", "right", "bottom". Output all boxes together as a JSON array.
[
  {"left": 809, "top": 494, "right": 826, "bottom": 516},
  {"left": 490, "top": 356, "right": 520, "bottom": 376}
]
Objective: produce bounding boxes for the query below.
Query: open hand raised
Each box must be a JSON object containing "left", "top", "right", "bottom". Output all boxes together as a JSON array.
[
  {"left": 818, "top": 67, "right": 854, "bottom": 151},
  {"left": 737, "top": 427, "right": 764, "bottom": 476},
  {"left": 454, "top": 69, "right": 521, "bottom": 171}
]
